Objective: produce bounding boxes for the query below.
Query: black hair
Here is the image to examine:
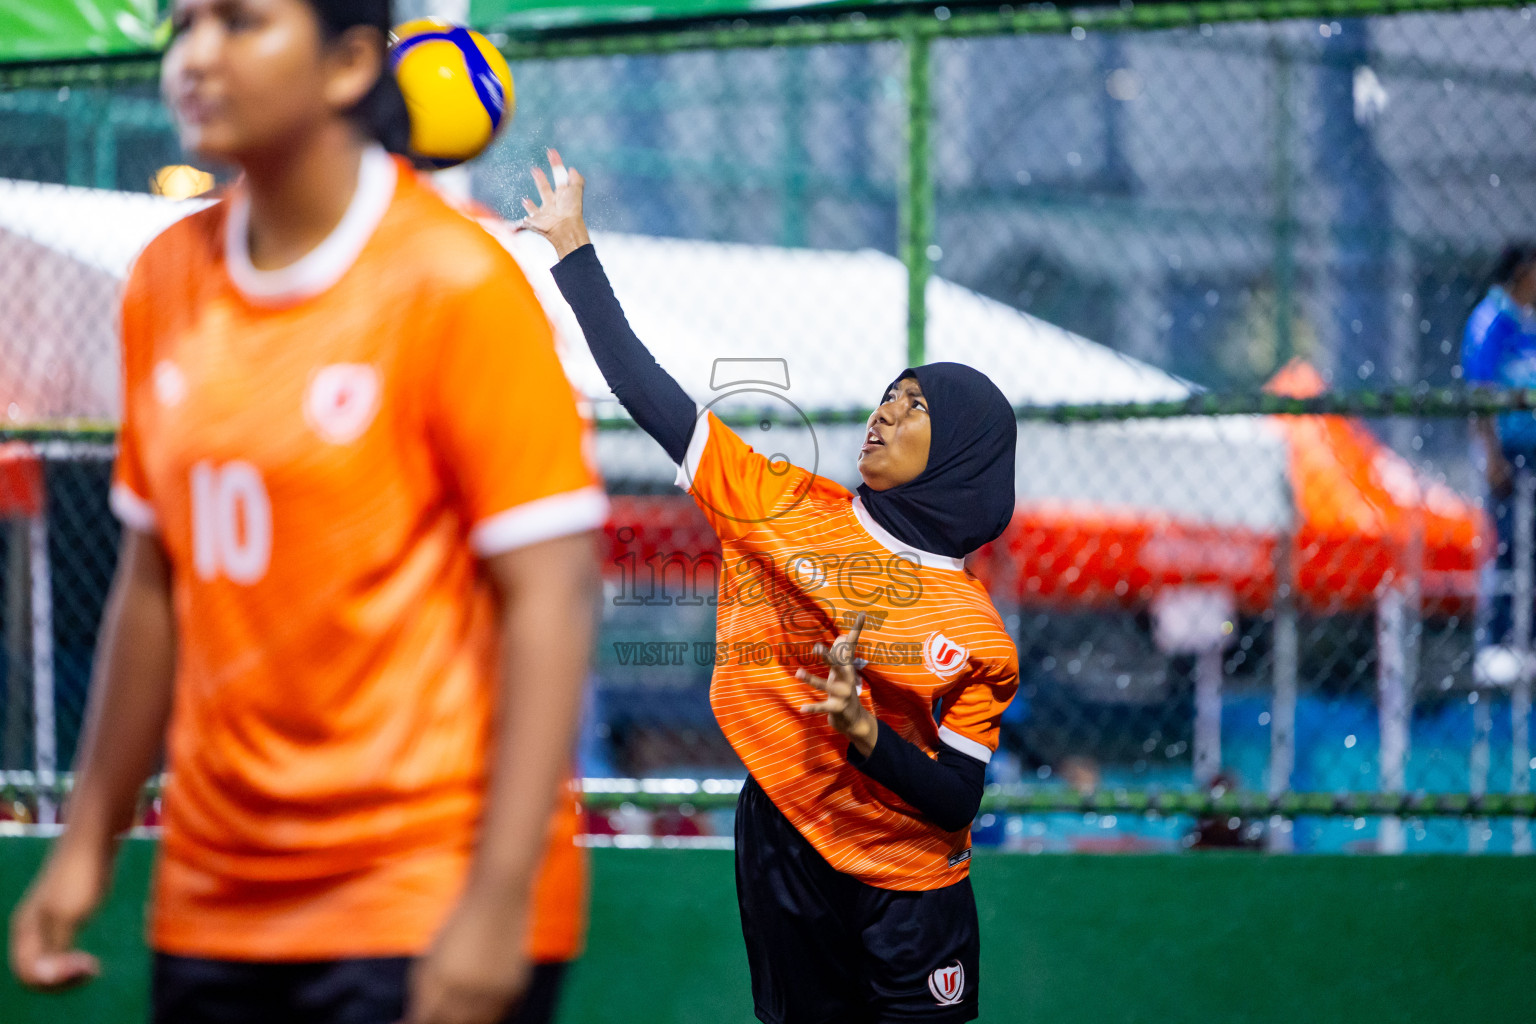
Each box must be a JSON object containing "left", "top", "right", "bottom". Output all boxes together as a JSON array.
[
  {"left": 1491, "top": 243, "right": 1536, "bottom": 290},
  {"left": 307, "top": 0, "right": 413, "bottom": 156}
]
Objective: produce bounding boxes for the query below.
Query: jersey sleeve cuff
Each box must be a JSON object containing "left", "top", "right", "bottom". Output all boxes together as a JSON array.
[
  {"left": 470, "top": 485, "right": 610, "bottom": 556},
  {"left": 672, "top": 405, "right": 711, "bottom": 491},
  {"left": 938, "top": 725, "right": 993, "bottom": 764},
  {"left": 109, "top": 483, "right": 158, "bottom": 534}
]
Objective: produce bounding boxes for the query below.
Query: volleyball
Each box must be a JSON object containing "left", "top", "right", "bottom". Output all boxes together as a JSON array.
[{"left": 389, "top": 19, "right": 515, "bottom": 169}]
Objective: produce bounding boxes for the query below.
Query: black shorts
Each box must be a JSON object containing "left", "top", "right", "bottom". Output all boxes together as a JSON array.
[
  {"left": 734, "top": 776, "right": 980, "bottom": 1024},
  {"left": 151, "top": 953, "right": 568, "bottom": 1024}
]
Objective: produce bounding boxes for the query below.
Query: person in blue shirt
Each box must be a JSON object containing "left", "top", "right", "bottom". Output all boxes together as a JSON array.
[{"left": 1461, "top": 243, "right": 1536, "bottom": 654}]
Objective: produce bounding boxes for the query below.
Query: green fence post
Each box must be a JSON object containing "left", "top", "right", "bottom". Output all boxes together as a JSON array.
[
  {"left": 779, "top": 46, "right": 808, "bottom": 249},
  {"left": 898, "top": 19, "right": 932, "bottom": 369},
  {"left": 1271, "top": 39, "right": 1294, "bottom": 370}
]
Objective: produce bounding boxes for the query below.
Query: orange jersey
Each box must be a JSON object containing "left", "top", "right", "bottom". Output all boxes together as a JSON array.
[
  {"left": 679, "top": 412, "right": 1018, "bottom": 890},
  {"left": 111, "top": 147, "right": 606, "bottom": 959},
  {"left": 152, "top": 779, "right": 589, "bottom": 963},
  {"left": 527, "top": 782, "right": 589, "bottom": 964}
]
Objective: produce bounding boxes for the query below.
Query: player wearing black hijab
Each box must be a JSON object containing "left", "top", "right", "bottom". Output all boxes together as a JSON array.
[
  {"left": 518, "top": 151, "right": 1019, "bottom": 1024},
  {"left": 858, "top": 361, "right": 1017, "bottom": 559}
]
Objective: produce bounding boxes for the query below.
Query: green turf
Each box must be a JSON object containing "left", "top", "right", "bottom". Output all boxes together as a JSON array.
[
  {"left": 972, "top": 854, "right": 1536, "bottom": 1024},
  {"left": 0, "top": 838, "right": 157, "bottom": 1024},
  {"left": 3, "top": 839, "right": 1534, "bottom": 1023}
]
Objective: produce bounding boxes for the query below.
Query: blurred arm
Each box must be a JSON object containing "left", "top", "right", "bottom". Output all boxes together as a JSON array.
[
  {"left": 468, "top": 531, "right": 601, "bottom": 910},
  {"left": 408, "top": 532, "right": 601, "bottom": 1021},
  {"left": 9, "top": 529, "right": 175, "bottom": 990}
]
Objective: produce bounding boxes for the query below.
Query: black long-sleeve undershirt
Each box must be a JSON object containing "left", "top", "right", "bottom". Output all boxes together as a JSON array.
[
  {"left": 549, "top": 242, "right": 988, "bottom": 833},
  {"left": 848, "top": 722, "right": 987, "bottom": 832},
  {"left": 550, "top": 244, "right": 696, "bottom": 463}
]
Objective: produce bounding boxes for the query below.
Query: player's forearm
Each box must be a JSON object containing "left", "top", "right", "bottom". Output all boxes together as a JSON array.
[
  {"left": 847, "top": 721, "right": 986, "bottom": 833},
  {"left": 551, "top": 244, "right": 697, "bottom": 464},
  {"left": 62, "top": 532, "right": 177, "bottom": 850},
  {"left": 470, "top": 534, "right": 601, "bottom": 904}
]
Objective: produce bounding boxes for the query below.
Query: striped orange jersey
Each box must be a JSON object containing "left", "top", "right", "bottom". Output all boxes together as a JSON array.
[
  {"left": 111, "top": 146, "right": 607, "bottom": 959},
  {"left": 678, "top": 412, "right": 1018, "bottom": 890}
]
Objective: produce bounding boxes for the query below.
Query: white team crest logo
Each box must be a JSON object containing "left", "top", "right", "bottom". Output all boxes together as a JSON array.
[
  {"left": 923, "top": 632, "right": 969, "bottom": 680},
  {"left": 928, "top": 961, "right": 965, "bottom": 1006},
  {"left": 305, "top": 364, "right": 381, "bottom": 444}
]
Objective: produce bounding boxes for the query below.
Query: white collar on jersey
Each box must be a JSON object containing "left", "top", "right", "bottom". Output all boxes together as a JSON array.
[
  {"left": 224, "top": 143, "right": 397, "bottom": 305},
  {"left": 850, "top": 495, "right": 966, "bottom": 572}
]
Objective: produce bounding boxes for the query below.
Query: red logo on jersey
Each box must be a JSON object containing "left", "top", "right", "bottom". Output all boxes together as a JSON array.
[
  {"left": 928, "top": 961, "right": 965, "bottom": 1005},
  {"left": 305, "top": 364, "right": 381, "bottom": 445},
  {"left": 923, "top": 632, "right": 969, "bottom": 680}
]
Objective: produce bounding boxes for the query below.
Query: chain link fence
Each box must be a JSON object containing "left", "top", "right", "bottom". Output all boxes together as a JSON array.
[{"left": 2, "top": 0, "right": 1535, "bottom": 852}]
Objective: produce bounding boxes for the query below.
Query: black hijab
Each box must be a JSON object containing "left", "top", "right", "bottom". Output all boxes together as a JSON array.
[{"left": 856, "top": 362, "right": 1017, "bottom": 558}]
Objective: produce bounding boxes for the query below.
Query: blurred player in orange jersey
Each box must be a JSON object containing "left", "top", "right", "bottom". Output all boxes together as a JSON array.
[
  {"left": 518, "top": 154, "right": 1018, "bottom": 1024},
  {"left": 5, "top": 2, "right": 605, "bottom": 1023}
]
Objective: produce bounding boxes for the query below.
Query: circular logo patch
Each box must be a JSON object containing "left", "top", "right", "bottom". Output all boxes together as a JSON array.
[
  {"left": 305, "top": 364, "right": 381, "bottom": 445},
  {"left": 922, "top": 631, "right": 970, "bottom": 680}
]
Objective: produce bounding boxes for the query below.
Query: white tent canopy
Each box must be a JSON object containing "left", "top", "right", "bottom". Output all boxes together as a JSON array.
[
  {"left": 0, "top": 176, "right": 1290, "bottom": 529},
  {"left": 0, "top": 179, "right": 200, "bottom": 422}
]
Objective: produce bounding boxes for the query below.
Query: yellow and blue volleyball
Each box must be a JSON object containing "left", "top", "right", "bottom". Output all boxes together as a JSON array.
[{"left": 389, "top": 19, "right": 515, "bottom": 169}]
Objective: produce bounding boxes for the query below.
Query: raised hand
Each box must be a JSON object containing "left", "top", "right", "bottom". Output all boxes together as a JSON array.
[
  {"left": 797, "top": 612, "right": 879, "bottom": 757},
  {"left": 512, "top": 148, "right": 591, "bottom": 260}
]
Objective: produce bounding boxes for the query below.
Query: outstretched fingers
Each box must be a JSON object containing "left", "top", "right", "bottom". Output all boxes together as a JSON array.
[
  {"left": 816, "top": 613, "right": 868, "bottom": 672},
  {"left": 846, "top": 612, "right": 868, "bottom": 652},
  {"left": 531, "top": 166, "right": 556, "bottom": 206},
  {"left": 797, "top": 667, "right": 830, "bottom": 694},
  {"left": 797, "top": 668, "right": 842, "bottom": 715}
]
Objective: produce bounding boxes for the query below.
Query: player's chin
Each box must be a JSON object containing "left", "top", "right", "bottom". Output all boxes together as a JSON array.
[
  {"left": 179, "top": 127, "right": 244, "bottom": 168},
  {"left": 183, "top": 114, "right": 285, "bottom": 169},
  {"left": 857, "top": 457, "right": 892, "bottom": 491}
]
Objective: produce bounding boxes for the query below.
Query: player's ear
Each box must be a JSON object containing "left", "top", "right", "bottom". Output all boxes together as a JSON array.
[
  {"left": 330, "top": 24, "right": 413, "bottom": 157},
  {"left": 323, "top": 24, "right": 387, "bottom": 117}
]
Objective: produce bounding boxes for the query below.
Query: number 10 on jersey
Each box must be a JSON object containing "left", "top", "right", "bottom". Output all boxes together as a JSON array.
[{"left": 191, "top": 460, "right": 272, "bottom": 584}]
